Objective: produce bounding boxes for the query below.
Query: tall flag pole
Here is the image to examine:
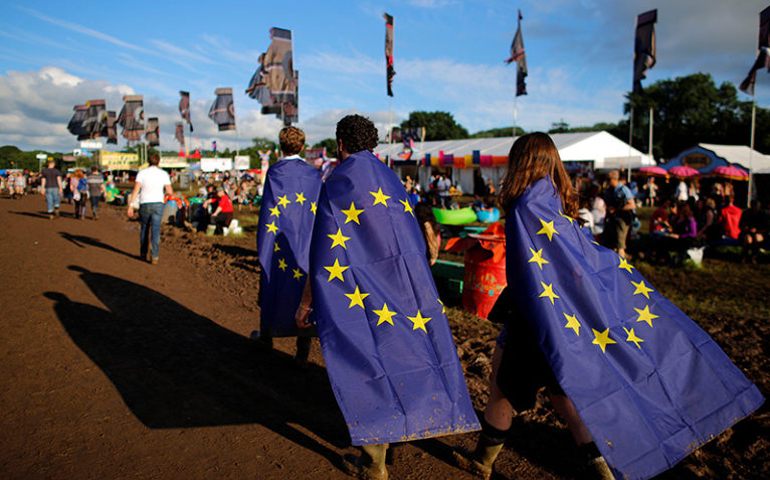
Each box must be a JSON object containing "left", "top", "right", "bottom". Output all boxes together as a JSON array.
[
  {"left": 739, "top": 6, "right": 770, "bottom": 206},
  {"left": 505, "top": 10, "right": 527, "bottom": 138},
  {"left": 630, "top": 9, "right": 657, "bottom": 180}
]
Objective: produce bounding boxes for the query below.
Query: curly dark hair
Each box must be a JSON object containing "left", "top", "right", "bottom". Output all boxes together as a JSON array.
[{"left": 336, "top": 114, "right": 379, "bottom": 154}]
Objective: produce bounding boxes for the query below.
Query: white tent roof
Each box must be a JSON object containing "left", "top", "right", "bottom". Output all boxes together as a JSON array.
[
  {"left": 374, "top": 131, "right": 654, "bottom": 169},
  {"left": 698, "top": 143, "right": 770, "bottom": 174}
]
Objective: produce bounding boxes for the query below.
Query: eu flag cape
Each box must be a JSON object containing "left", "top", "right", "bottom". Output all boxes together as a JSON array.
[
  {"left": 310, "top": 150, "right": 479, "bottom": 445},
  {"left": 257, "top": 158, "right": 322, "bottom": 337},
  {"left": 505, "top": 178, "right": 764, "bottom": 480}
]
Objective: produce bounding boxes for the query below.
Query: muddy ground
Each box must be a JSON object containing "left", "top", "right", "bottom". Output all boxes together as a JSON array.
[{"left": 0, "top": 194, "right": 767, "bottom": 480}]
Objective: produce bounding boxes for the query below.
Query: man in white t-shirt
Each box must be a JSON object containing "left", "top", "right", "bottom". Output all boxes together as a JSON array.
[{"left": 127, "top": 153, "right": 172, "bottom": 264}]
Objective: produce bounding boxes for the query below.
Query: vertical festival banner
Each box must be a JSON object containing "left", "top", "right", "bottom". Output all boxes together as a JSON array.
[
  {"left": 145, "top": 117, "right": 160, "bottom": 147},
  {"left": 739, "top": 6, "right": 770, "bottom": 95},
  {"left": 633, "top": 9, "right": 657, "bottom": 95},
  {"left": 384, "top": 13, "right": 395, "bottom": 97},
  {"left": 179, "top": 91, "right": 194, "bottom": 132},
  {"left": 116, "top": 95, "right": 145, "bottom": 142},
  {"left": 505, "top": 10, "right": 527, "bottom": 96},
  {"left": 208, "top": 88, "right": 236, "bottom": 131},
  {"left": 246, "top": 27, "right": 299, "bottom": 125}
]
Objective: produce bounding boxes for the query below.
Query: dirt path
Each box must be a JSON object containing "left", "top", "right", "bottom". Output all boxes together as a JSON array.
[{"left": 0, "top": 193, "right": 766, "bottom": 480}]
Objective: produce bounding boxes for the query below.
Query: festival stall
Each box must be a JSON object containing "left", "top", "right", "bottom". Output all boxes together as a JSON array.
[{"left": 374, "top": 131, "right": 654, "bottom": 193}]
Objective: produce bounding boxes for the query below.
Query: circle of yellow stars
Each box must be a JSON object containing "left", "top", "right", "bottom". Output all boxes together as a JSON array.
[
  {"left": 528, "top": 210, "right": 662, "bottom": 354},
  {"left": 262, "top": 187, "right": 318, "bottom": 282},
  {"left": 320, "top": 184, "right": 437, "bottom": 333}
]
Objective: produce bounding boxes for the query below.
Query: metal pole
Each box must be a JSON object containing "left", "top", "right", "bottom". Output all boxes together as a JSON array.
[
  {"left": 748, "top": 95, "right": 756, "bottom": 207},
  {"left": 627, "top": 107, "right": 634, "bottom": 183},
  {"left": 648, "top": 106, "right": 653, "bottom": 161},
  {"left": 513, "top": 90, "right": 518, "bottom": 139},
  {"left": 387, "top": 96, "right": 393, "bottom": 168}
]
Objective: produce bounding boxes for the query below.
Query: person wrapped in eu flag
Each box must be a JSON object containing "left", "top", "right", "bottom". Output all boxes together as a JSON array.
[
  {"left": 455, "top": 133, "right": 763, "bottom": 480},
  {"left": 296, "top": 115, "right": 479, "bottom": 480},
  {"left": 255, "top": 127, "right": 322, "bottom": 365}
]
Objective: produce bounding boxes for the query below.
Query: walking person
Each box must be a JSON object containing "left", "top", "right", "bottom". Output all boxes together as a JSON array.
[
  {"left": 71, "top": 170, "right": 88, "bottom": 219},
  {"left": 86, "top": 166, "right": 106, "bottom": 220},
  {"left": 296, "top": 115, "right": 479, "bottom": 479},
  {"left": 40, "top": 159, "right": 63, "bottom": 219},
  {"left": 127, "top": 153, "right": 172, "bottom": 264},
  {"left": 454, "top": 132, "right": 763, "bottom": 480}
]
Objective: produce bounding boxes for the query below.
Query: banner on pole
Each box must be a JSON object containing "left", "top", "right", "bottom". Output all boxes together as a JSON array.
[
  {"left": 208, "top": 88, "right": 236, "bottom": 131},
  {"left": 740, "top": 6, "right": 770, "bottom": 95},
  {"left": 633, "top": 9, "right": 657, "bottom": 95},
  {"left": 246, "top": 27, "right": 299, "bottom": 125},
  {"left": 117, "top": 95, "right": 145, "bottom": 141},
  {"left": 505, "top": 10, "right": 527, "bottom": 96},
  {"left": 179, "top": 91, "right": 194, "bottom": 132},
  {"left": 146, "top": 117, "right": 160, "bottom": 147},
  {"left": 384, "top": 13, "right": 395, "bottom": 97}
]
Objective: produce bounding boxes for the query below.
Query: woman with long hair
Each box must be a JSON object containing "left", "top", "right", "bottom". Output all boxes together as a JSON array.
[
  {"left": 455, "top": 133, "right": 610, "bottom": 479},
  {"left": 454, "top": 133, "right": 762, "bottom": 480}
]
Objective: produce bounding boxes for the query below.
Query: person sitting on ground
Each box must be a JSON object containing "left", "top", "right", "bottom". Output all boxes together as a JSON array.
[
  {"left": 717, "top": 194, "right": 742, "bottom": 243},
  {"left": 649, "top": 199, "right": 673, "bottom": 239},
  {"left": 210, "top": 187, "right": 234, "bottom": 235},
  {"left": 696, "top": 197, "right": 721, "bottom": 244},
  {"left": 739, "top": 200, "right": 767, "bottom": 263}
]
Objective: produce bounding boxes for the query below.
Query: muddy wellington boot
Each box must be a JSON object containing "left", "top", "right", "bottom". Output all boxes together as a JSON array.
[
  {"left": 452, "top": 434, "right": 504, "bottom": 480},
  {"left": 579, "top": 443, "right": 615, "bottom": 480},
  {"left": 343, "top": 443, "right": 388, "bottom": 480}
]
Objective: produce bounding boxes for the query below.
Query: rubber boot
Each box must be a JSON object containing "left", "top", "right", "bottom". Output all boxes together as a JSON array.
[
  {"left": 344, "top": 443, "right": 388, "bottom": 480},
  {"left": 453, "top": 434, "right": 503, "bottom": 480},
  {"left": 585, "top": 456, "right": 615, "bottom": 480}
]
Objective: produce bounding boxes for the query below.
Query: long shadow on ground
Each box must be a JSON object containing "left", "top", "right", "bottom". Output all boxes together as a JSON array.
[
  {"left": 45, "top": 266, "right": 348, "bottom": 460},
  {"left": 59, "top": 232, "right": 136, "bottom": 259}
]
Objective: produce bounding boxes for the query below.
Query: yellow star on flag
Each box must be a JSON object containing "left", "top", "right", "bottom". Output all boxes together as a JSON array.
[
  {"left": 536, "top": 218, "right": 559, "bottom": 242},
  {"left": 295, "top": 192, "right": 307, "bottom": 205},
  {"left": 624, "top": 327, "right": 644, "bottom": 349},
  {"left": 564, "top": 313, "right": 581, "bottom": 336},
  {"left": 539, "top": 282, "right": 560, "bottom": 305},
  {"left": 618, "top": 257, "right": 635, "bottom": 274},
  {"left": 341, "top": 202, "right": 364, "bottom": 224},
  {"left": 344, "top": 286, "right": 369, "bottom": 309},
  {"left": 438, "top": 298, "right": 446, "bottom": 314},
  {"left": 407, "top": 311, "right": 432, "bottom": 332},
  {"left": 559, "top": 209, "right": 575, "bottom": 225},
  {"left": 328, "top": 228, "right": 351, "bottom": 249},
  {"left": 292, "top": 268, "right": 304, "bottom": 280},
  {"left": 273, "top": 242, "right": 280, "bottom": 252},
  {"left": 324, "top": 258, "right": 349, "bottom": 282},
  {"left": 631, "top": 280, "right": 654, "bottom": 299},
  {"left": 277, "top": 258, "right": 288, "bottom": 271},
  {"left": 266, "top": 222, "right": 279, "bottom": 234},
  {"left": 277, "top": 195, "right": 290, "bottom": 208},
  {"left": 528, "top": 247, "right": 549, "bottom": 270},
  {"left": 269, "top": 206, "right": 281, "bottom": 218},
  {"left": 592, "top": 328, "right": 617, "bottom": 353},
  {"left": 399, "top": 198, "right": 414, "bottom": 216},
  {"left": 310, "top": 202, "right": 317, "bottom": 215},
  {"left": 373, "top": 303, "right": 397, "bottom": 326},
  {"left": 634, "top": 305, "right": 659, "bottom": 328},
  {"left": 370, "top": 188, "right": 391, "bottom": 207}
]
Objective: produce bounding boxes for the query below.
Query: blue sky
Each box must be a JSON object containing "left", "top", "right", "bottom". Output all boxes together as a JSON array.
[{"left": 1, "top": 0, "right": 768, "bottom": 153}]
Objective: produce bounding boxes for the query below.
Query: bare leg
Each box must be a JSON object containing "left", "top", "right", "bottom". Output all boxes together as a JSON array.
[
  {"left": 483, "top": 345, "right": 514, "bottom": 431},
  {"left": 550, "top": 393, "right": 592, "bottom": 445}
]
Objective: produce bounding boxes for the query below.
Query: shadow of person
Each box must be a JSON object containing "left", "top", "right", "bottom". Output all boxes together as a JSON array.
[
  {"left": 45, "top": 266, "right": 348, "bottom": 459},
  {"left": 58, "top": 232, "right": 136, "bottom": 259},
  {"left": 10, "top": 210, "right": 52, "bottom": 219}
]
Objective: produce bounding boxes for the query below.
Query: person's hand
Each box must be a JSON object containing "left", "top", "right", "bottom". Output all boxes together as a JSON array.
[
  {"left": 127, "top": 206, "right": 134, "bottom": 218},
  {"left": 295, "top": 304, "right": 312, "bottom": 328}
]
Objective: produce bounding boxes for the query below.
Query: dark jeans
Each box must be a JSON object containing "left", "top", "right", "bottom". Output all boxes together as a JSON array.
[
  {"left": 90, "top": 195, "right": 100, "bottom": 216},
  {"left": 139, "top": 202, "right": 164, "bottom": 260}
]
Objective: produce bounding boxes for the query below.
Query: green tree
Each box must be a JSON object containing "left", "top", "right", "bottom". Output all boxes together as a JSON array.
[
  {"left": 624, "top": 73, "right": 770, "bottom": 159},
  {"left": 470, "top": 126, "right": 526, "bottom": 138},
  {"left": 548, "top": 119, "right": 570, "bottom": 134},
  {"left": 313, "top": 138, "right": 338, "bottom": 158},
  {"left": 400, "top": 111, "right": 469, "bottom": 141}
]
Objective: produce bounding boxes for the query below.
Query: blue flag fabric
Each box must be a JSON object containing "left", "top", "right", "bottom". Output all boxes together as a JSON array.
[
  {"left": 309, "top": 150, "right": 480, "bottom": 445},
  {"left": 505, "top": 178, "right": 764, "bottom": 480},
  {"left": 257, "top": 158, "right": 322, "bottom": 336}
]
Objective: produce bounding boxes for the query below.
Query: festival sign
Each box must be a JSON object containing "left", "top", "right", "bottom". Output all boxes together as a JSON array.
[
  {"left": 305, "top": 147, "right": 326, "bottom": 162},
  {"left": 98, "top": 151, "right": 140, "bottom": 170},
  {"left": 200, "top": 157, "right": 233, "bottom": 172},
  {"left": 159, "top": 157, "right": 190, "bottom": 169},
  {"left": 234, "top": 155, "right": 250, "bottom": 170}
]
